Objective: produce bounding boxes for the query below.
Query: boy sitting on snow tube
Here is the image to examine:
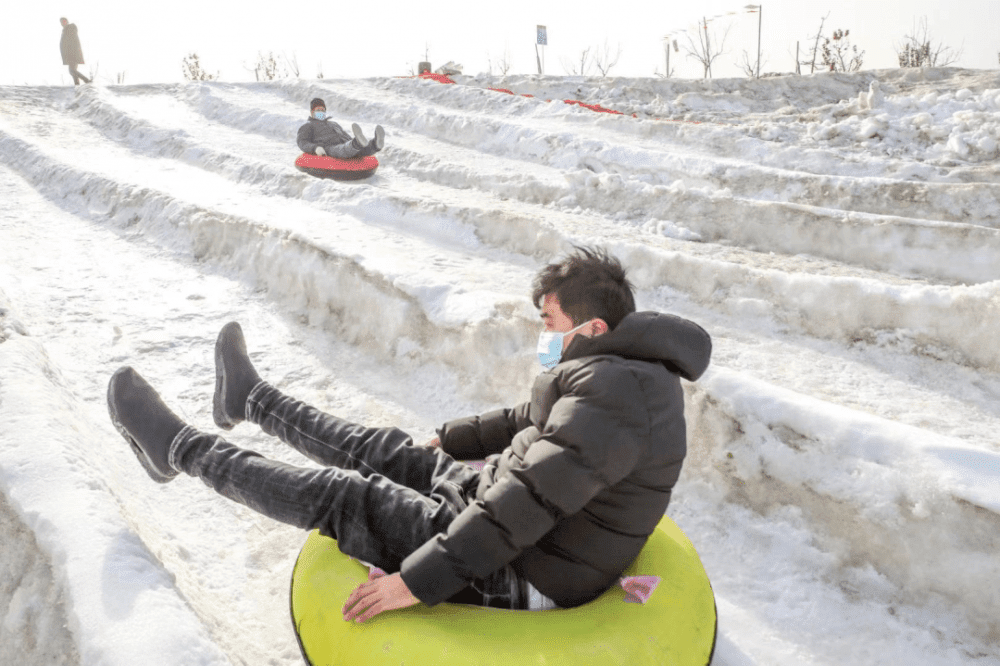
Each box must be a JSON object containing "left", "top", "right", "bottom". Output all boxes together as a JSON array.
[
  {"left": 296, "top": 97, "right": 384, "bottom": 159},
  {"left": 105, "top": 247, "right": 713, "bottom": 624}
]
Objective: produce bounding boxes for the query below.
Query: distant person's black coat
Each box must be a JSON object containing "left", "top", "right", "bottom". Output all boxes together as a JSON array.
[{"left": 60, "top": 23, "right": 85, "bottom": 66}]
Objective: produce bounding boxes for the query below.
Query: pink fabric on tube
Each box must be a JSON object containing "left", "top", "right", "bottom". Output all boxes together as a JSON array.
[{"left": 619, "top": 575, "right": 661, "bottom": 604}]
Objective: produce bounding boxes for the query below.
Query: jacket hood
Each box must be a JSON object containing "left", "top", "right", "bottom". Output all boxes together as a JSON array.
[{"left": 562, "top": 311, "right": 712, "bottom": 381}]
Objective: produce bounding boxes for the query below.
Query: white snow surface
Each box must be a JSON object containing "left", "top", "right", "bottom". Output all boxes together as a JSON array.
[{"left": 1, "top": 67, "right": 999, "bottom": 665}]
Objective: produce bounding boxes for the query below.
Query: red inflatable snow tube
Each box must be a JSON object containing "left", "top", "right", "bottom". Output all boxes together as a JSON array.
[{"left": 294, "top": 153, "right": 379, "bottom": 181}]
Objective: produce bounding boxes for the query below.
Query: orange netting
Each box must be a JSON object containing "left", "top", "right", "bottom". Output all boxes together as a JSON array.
[
  {"left": 416, "top": 73, "right": 644, "bottom": 119},
  {"left": 417, "top": 72, "right": 456, "bottom": 84},
  {"left": 482, "top": 83, "right": 636, "bottom": 117}
]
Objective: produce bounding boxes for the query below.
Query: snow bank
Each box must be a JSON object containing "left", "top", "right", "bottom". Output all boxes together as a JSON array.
[
  {"left": 4, "top": 95, "right": 999, "bottom": 378},
  {"left": 0, "top": 295, "right": 229, "bottom": 666},
  {"left": 684, "top": 367, "right": 1000, "bottom": 640}
]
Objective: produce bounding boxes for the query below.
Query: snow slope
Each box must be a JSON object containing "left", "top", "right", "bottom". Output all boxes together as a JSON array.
[{"left": 1, "top": 67, "right": 999, "bottom": 665}]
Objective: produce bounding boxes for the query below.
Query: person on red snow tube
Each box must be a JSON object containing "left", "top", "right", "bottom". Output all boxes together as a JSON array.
[{"left": 296, "top": 98, "right": 384, "bottom": 159}]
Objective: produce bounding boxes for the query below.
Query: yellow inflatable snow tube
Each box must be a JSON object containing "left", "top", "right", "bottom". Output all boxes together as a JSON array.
[{"left": 290, "top": 515, "right": 717, "bottom": 665}]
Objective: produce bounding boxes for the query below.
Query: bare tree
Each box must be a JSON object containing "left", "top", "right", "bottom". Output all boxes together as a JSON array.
[
  {"left": 593, "top": 40, "right": 623, "bottom": 77},
  {"left": 736, "top": 50, "right": 767, "bottom": 78},
  {"left": 654, "top": 64, "right": 674, "bottom": 78},
  {"left": 561, "top": 47, "right": 593, "bottom": 76},
  {"left": 487, "top": 45, "right": 513, "bottom": 77},
  {"left": 895, "top": 16, "right": 963, "bottom": 67},
  {"left": 247, "top": 51, "right": 287, "bottom": 81},
  {"left": 283, "top": 51, "right": 300, "bottom": 78},
  {"left": 316, "top": 61, "right": 324, "bottom": 79},
  {"left": 800, "top": 13, "right": 829, "bottom": 74},
  {"left": 182, "top": 53, "right": 218, "bottom": 81},
  {"left": 822, "top": 29, "right": 864, "bottom": 72},
  {"left": 115, "top": 71, "right": 126, "bottom": 85},
  {"left": 683, "top": 17, "right": 732, "bottom": 79}
]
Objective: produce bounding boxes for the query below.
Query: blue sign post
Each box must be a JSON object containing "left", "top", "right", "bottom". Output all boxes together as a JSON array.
[{"left": 536, "top": 25, "right": 547, "bottom": 74}]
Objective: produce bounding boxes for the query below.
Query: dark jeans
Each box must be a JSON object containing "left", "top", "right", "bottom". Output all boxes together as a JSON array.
[
  {"left": 321, "top": 140, "right": 361, "bottom": 159},
  {"left": 169, "top": 381, "right": 526, "bottom": 609}
]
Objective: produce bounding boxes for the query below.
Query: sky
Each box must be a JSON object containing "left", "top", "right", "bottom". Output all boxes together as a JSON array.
[{"left": 3, "top": 0, "right": 999, "bottom": 86}]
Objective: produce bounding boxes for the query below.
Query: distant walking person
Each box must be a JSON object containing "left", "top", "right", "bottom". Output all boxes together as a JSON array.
[{"left": 59, "top": 17, "right": 91, "bottom": 85}]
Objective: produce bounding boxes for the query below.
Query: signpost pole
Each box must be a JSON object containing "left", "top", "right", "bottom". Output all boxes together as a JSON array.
[{"left": 536, "top": 25, "right": 547, "bottom": 75}]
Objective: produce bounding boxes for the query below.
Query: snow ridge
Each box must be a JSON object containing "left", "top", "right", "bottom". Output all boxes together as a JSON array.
[{"left": 1, "top": 69, "right": 998, "bottom": 665}]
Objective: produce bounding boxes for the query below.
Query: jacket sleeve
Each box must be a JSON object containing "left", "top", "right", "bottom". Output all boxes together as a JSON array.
[
  {"left": 436, "top": 405, "right": 527, "bottom": 460},
  {"left": 296, "top": 122, "right": 317, "bottom": 154},
  {"left": 401, "top": 360, "right": 648, "bottom": 605}
]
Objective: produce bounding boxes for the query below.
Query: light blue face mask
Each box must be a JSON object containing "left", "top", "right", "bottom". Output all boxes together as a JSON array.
[
  {"left": 537, "top": 321, "right": 591, "bottom": 369},
  {"left": 314, "top": 110, "right": 327, "bottom": 120}
]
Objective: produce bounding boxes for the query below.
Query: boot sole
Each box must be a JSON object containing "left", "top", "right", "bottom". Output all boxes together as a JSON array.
[
  {"left": 107, "top": 370, "right": 178, "bottom": 483},
  {"left": 351, "top": 123, "right": 368, "bottom": 147}
]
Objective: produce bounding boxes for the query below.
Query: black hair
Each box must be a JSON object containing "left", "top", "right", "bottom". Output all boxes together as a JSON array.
[
  {"left": 531, "top": 246, "right": 636, "bottom": 330},
  {"left": 310, "top": 98, "right": 326, "bottom": 110}
]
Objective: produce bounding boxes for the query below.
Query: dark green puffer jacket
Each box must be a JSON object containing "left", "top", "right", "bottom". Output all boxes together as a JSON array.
[
  {"left": 401, "top": 311, "right": 712, "bottom": 608},
  {"left": 296, "top": 117, "right": 352, "bottom": 154}
]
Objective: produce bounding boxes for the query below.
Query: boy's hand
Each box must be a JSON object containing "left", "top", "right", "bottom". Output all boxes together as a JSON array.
[
  {"left": 342, "top": 572, "right": 420, "bottom": 623},
  {"left": 422, "top": 437, "right": 442, "bottom": 448}
]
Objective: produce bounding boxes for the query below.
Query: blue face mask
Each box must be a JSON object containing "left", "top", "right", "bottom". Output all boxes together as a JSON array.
[
  {"left": 314, "top": 110, "right": 326, "bottom": 120},
  {"left": 537, "top": 321, "right": 591, "bottom": 369}
]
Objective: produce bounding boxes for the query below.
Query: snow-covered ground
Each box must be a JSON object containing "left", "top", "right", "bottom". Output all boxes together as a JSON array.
[{"left": 1, "top": 67, "right": 999, "bottom": 665}]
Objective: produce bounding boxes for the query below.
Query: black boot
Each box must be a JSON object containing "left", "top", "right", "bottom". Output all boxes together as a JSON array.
[
  {"left": 213, "top": 322, "right": 263, "bottom": 430},
  {"left": 107, "top": 367, "right": 185, "bottom": 483}
]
